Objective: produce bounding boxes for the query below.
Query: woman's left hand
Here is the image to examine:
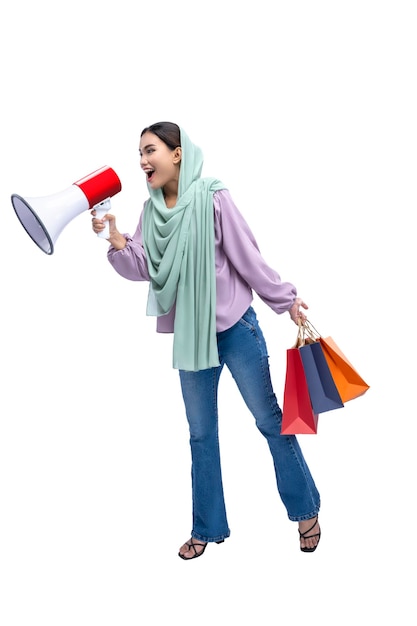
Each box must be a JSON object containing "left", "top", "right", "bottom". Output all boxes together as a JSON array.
[{"left": 289, "top": 297, "right": 309, "bottom": 324}]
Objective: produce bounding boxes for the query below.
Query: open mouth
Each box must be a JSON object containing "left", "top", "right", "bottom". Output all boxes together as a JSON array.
[{"left": 146, "top": 170, "right": 155, "bottom": 181}]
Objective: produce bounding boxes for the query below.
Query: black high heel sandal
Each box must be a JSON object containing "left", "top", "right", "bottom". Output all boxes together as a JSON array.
[
  {"left": 178, "top": 538, "right": 224, "bottom": 560},
  {"left": 299, "top": 517, "right": 321, "bottom": 553}
]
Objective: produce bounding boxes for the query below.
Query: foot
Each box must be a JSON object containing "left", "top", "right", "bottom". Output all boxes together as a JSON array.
[
  {"left": 178, "top": 538, "right": 207, "bottom": 560},
  {"left": 298, "top": 517, "right": 321, "bottom": 552}
]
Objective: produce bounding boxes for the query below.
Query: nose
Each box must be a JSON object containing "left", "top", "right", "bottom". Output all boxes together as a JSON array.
[{"left": 140, "top": 154, "right": 147, "bottom": 168}]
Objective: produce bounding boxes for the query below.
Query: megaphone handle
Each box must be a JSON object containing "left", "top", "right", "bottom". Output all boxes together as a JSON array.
[{"left": 94, "top": 198, "right": 111, "bottom": 239}]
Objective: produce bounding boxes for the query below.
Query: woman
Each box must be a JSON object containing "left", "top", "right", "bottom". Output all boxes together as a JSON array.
[{"left": 91, "top": 121, "right": 321, "bottom": 559}]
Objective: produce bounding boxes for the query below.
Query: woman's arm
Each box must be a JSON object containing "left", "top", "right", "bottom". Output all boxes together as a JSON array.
[
  {"left": 214, "top": 189, "right": 307, "bottom": 320},
  {"left": 92, "top": 206, "right": 150, "bottom": 282}
]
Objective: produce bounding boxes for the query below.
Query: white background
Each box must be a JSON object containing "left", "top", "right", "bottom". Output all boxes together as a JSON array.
[{"left": 1, "top": 1, "right": 415, "bottom": 624}]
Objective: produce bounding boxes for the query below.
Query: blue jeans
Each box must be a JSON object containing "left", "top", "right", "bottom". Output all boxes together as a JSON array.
[{"left": 179, "top": 306, "right": 320, "bottom": 543}]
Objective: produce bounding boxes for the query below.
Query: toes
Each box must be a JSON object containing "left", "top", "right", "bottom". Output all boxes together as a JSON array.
[
  {"left": 178, "top": 539, "right": 206, "bottom": 559},
  {"left": 298, "top": 518, "right": 321, "bottom": 550},
  {"left": 179, "top": 541, "right": 193, "bottom": 557}
]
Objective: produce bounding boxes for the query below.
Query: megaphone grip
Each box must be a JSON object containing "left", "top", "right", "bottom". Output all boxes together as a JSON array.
[{"left": 94, "top": 198, "right": 111, "bottom": 239}]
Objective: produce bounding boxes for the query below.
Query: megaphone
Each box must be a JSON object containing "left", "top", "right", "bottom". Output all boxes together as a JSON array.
[{"left": 11, "top": 165, "right": 122, "bottom": 255}]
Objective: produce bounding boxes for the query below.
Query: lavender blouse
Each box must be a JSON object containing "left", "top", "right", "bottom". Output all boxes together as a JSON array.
[{"left": 107, "top": 189, "right": 297, "bottom": 333}]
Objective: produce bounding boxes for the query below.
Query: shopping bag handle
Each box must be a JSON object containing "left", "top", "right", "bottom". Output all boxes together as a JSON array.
[
  {"left": 295, "top": 318, "right": 308, "bottom": 348},
  {"left": 295, "top": 319, "right": 324, "bottom": 347},
  {"left": 302, "top": 319, "right": 321, "bottom": 342}
]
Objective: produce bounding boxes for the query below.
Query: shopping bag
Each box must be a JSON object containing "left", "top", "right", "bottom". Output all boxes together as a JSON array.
[
  {"left": 304, "top": 321, "right": 370, "bottom": 403},
  {"left": 319, "top": 336, "right": 370, "bottom": 402},
  {"left": 281, "top": 326, "right": 319, "bottom": 435},
  {"left": 299, "top": 340, "right": 344, "bottom": 414}
]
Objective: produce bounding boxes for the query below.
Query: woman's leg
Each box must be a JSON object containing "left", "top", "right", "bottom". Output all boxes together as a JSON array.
[
  {"left": 179, "top": 365, "right": 231, "bottom": 544},
  {"left": 217, "top": 307, "right": 320, "bottom": 523}
]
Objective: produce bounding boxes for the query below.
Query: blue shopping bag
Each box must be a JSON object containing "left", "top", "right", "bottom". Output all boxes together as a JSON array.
[{"left": 299, "top": 340, "right": 344, "bottom": 414}]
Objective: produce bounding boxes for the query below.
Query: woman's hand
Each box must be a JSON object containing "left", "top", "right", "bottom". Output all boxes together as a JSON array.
[
  {"left": 289, "top": 297, "right": 309, "bottom": 324},
  {"left": 91, "top": 208, "right": 116, "bottom": 237},
  {"left": 90, "top": 209, "right": 126, "bottom": 249}
]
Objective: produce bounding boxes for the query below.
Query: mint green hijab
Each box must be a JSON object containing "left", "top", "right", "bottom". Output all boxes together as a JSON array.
[{"left": 142, "top": 127, "right": 226, "bottom": 371}]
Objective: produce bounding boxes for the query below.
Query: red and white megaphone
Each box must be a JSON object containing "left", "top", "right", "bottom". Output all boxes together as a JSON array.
[{"left": 11, "top": 165, "right": 122, "bottom": 254}]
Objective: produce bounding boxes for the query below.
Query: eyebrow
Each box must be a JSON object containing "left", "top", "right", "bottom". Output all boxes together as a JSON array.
[{"left": 139, "top": 143, "right": 156, "bottom": 154}]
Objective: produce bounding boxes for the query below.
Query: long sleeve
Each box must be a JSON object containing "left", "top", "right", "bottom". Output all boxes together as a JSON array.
[
  {"left": 107, "top": 208, "right": 176, "bottom": 332},
  {"left": 214, "top": 189, "right": 297, "bottom": 326},
  {"left": 107, "top": 210, "right": 150, "bottom": 281}
]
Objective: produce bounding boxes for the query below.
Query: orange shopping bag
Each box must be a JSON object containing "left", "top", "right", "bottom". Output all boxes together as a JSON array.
[{"left": 304, "top": 321, "right": 370, "bottom": 403}]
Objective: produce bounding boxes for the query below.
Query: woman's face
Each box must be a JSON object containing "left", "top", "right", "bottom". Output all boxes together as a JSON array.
[{"left": 139, "top": 131, "right": 181, "bottom": 190}]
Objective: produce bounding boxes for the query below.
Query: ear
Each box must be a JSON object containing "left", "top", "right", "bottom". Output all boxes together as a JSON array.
[{"left": 173, "top": 147, "right": 182, "bottom": 164}]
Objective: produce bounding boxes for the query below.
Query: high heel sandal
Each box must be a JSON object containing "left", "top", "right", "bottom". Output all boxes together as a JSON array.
[
  {"left": 178, "top": 538, "right": 224, "bottom": 560},
  {"left": 299, "top": 517, "right": 321, "bottom": 553}
]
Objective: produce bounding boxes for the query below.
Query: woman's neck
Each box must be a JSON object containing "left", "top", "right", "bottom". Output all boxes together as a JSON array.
[
  {"left": 163, "top": 184, "right": 178, "bottom": 208},
  {"left": 164, "top": 194, "right": 177, "bottom": 208}
]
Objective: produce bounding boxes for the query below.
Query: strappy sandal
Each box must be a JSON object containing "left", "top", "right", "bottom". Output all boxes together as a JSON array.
[
  {"left": 299, "top": 517, "right": 321, "bottom": 553},
  {"left": 178, "top": 538, "right": 224, "bottom": 560}
]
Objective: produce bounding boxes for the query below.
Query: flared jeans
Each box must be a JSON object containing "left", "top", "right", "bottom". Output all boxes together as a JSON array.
[{"left": 179, "top": 306, "right": 320, "bottom": 543}]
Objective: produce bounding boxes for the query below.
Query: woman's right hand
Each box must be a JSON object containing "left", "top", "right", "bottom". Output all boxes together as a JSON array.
[
  {"left": 91, "top": 209, "right": 127, "bottom": 250},
  {"left": 91, "top": 209, "right": 116, "bottom": 237}
]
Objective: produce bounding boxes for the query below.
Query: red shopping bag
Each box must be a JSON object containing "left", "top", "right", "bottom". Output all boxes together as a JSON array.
[{"left": 281, "top": 326, "right": 319, "bottom": 435}]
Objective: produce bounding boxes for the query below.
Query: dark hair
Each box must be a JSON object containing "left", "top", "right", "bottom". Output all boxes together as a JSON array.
[{"left": 140, "top": 121, "right": 181, "bottom": 150}]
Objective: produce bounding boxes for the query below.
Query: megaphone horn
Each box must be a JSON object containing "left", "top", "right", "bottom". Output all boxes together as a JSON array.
[{"left": 11, "top": 165, "right": 122, "bottom": 255}]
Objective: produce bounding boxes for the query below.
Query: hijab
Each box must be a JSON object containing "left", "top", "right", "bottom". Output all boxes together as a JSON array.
[{"left": 142, "top": 127, "right": 226, "bottom": 371}]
